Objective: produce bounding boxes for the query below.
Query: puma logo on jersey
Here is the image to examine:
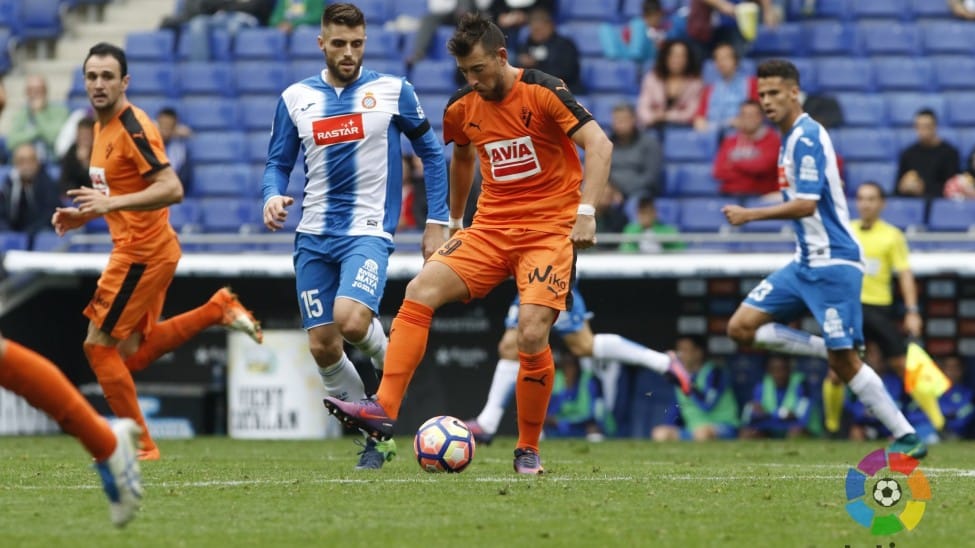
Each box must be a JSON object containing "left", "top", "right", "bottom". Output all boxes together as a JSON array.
[
  {"left": 312, "top": 113, "right": 365, "bottom": 146},
  {"left": 522, "top": 374, "right": 548, "bottom": 386},
  {"left": 484, "top": 136, "right": 541, "bottom": 181},
  {"left": 468, "top": 121, "right": 482, "bottom": 131}
]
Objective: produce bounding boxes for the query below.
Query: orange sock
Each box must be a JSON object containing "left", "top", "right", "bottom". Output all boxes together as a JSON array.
[
  {"left": 515, "top": 346, "right": 555, "bottom": 453},
  {"left": 85, "top": 343, "right": 154, "bottom": 452},
  {"left": 375, "top": 299, "right": 433, "bottom": 419},
  {"left": 0, "top": 340, "right": 116, "bottom": 461},
  {"left": 125, "top": 300, "right": 222, "bottom": 372}
]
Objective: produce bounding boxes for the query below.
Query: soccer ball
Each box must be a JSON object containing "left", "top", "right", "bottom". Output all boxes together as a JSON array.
[
  {"left": 413, "top": 415, "right": 476, "bottom": 473},
  {"left": 872, "top": 478, "right": 902, "bottom": 508}
]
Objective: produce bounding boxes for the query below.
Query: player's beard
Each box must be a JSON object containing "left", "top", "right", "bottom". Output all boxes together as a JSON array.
[
  {"left": 477, "top": 79, "right": 505, "bottom": 102},
  {"left": 327, "top": 57, "right": 362, "bottom": 85}
]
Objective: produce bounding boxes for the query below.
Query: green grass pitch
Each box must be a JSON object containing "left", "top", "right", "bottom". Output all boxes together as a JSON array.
[{"left": 1, "top": 437, "right": 972, "bottom": 547}]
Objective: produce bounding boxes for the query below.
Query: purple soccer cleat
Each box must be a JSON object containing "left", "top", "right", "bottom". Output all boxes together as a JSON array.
[
  {"left": 464, "top": 419, "right": 494, "bottom": 446},
  {"left": 513, "top": 448, "right": 544, "bottom": 475},
  {"left": 664, "top": 351, "right": 693, "bottom": 396},
  {"left": 323, "top": 397, "right": 395, "bottom": 441}
]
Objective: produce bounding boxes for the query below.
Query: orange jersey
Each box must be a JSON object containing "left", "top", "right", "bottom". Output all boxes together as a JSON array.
[
  {"left": 443, "top": 69, "right": 593, "bottom": 235},
  {"left": 89, "top": 103, "right": 178, "bottom": 260}
]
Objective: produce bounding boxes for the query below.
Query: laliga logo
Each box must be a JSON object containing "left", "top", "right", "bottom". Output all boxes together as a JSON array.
[{"left": 845, "top": 449, "right": 931, "bottom": 535}]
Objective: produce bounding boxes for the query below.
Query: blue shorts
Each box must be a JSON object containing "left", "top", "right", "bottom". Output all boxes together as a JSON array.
[
  {"left": 680, "top": 423, "right": 738, "bottom": 440},
  {"left": 504, "top": 287, "right": 592, "bottom": 336},
  {"left": 743, "top": 261, "right": 864, "bottom": 350},
  {"left": 293, "top": 233, "right": 394, "bottom": 329}
]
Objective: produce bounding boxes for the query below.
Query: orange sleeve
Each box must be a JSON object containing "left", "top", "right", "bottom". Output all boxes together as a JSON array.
[
  {"left": 534, "top": 79, "right": 593, "bottom": 138},
  {"left": 120, "top": 107, "right": 170, "bottom": 177},
  {"left": 442, "top": 89, "right": 471, "bottom": 146}
]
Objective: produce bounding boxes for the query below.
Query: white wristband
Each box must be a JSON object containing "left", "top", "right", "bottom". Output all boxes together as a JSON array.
[
  {"left": 577, "top": 204, "right": 596, "bottom": 216},
  {"left": 448, "top": 217, "right": 464, "bottom": 229}
]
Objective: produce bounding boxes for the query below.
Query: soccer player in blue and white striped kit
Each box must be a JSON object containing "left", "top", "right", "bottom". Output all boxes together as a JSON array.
[
  {"left": 261, "top": 3, "right": 449, "bottom": 469},
  {"left": 722, "top": 59, "right": 927, "bottom": 459}
]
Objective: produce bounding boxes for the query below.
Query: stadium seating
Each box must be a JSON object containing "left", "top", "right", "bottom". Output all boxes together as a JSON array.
[
  {"left": 945, "top": 93, "right": 975, "bottom": 127},
  {"left": 834, "top": 93, "right": 887, "bottom": 127},
  {"left": 920, "top": 21, "right": 974, "bottom": 55},
  {"left": 878, "top": 198, "right": 926, "bottom": 231},
  {"left": 885, "top": 93, "right": 946, "bottom": 127},
  {"left": 125, "top": 30, "right": 176, "bottom": 62},
  {"left": 234, "top": 27, "right": 288, "bottom": 61},
  {"left": 561, "top": 0, "right": 619, "bottom": 22},
  {"left": 803, "top": 21, "right": 855, "bottom": 56},
  {"left": 844, "top": 162, "right": 897, "bottom": 195},
  {"left": 178, "top": 62, "right": 236, "bottom": 97},
  {"left": 199, "top": 197, "right": 259, "bottom": 232},
  {"left": 872, "top": 57, "right": 933, "bottom": 92},
  {"left": 678, "top": 197, "right": 730, "bottom": 232},
  {"left": 859, "top": 21, "right": 920, "bottom": 56},
  {"left": 190, "top": 132, "right": 247, "bottom": 164},
  {"left": 932, "top": 56, "right": 975, "bottom": 90},
  {"left": 239, "top": 96, "right": 277, "bottom": 131},
  {"left": 561, "top": 22, "right": 604, "bottom": 57},
  {"left": 191, "top": 164, "right": 255, "bottom": 197},
  {"left": 665, "top": 164, "right": 719, "bottom": 197},
  {"left": 168, "top": 200, "right": 202, "bottom": 233},
  {"left": 125, "top": 63, "right": 179, "bottom": 99},
  {"left": 179, "top": 97, "right": 241, "bottom": 131},
  {"left": 927, "top": 199, "right": 975, "bottom": 232},
  {"left": 850, "top": 0, "right": 911, "bottom": 20},
  {"left": 911, "top": 0, "right": 952, "bottom": 17},
  {"left": 750, "top": 23, "right": 803, "bottom": 57},
  {"left": 0, "top": 231, "right": 28, "bottom": 251},
  {"left": 814, "top": 57, "right": 872, "bottom": 92},
  {"left": 581, "top": 59, "right": 638, "bottom": 94},
  {"left": 356, "top": 0, "right": 391, "bottom": 24},
  {"left": 288, "top": 25, "right": 322, "bottom": 59},
  {"left": 362, "top": 27, "right": 401, "bottom": 60},
  {"left": 663, "top": 128, "right": 718, "bottom": 163},
  {"left": 832, "top": 128, "right": 895, "bottom": 161},
  {"left": 234, "top": 62, "right": 290, "bottom": 95},
  {"left": 177, "top": 28, "right": 232, "bottom": 62},
  {"left": 18, "top": 0, "right": 61, "bottom": 42},
  {"left": 410, "top": 60, "right": 459, "bottom": 93}
]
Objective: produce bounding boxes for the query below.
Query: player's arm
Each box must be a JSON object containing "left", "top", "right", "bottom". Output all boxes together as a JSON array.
[
  {"left": 570, "top": 120, "right": 613, "bottom": 248},
  {"left": 722, "top": 198, "right": 816, "bottom": 225},
  {"left": 262, "top": 96, "right": 299, "bottom": 231},
  {"left": 448, "top": 143, "right": 476, "bottom": 235}
]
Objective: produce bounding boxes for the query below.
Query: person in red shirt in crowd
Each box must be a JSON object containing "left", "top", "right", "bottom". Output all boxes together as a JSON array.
[{"left": 712, "top": 99, "right": 779, "bottom": 196}]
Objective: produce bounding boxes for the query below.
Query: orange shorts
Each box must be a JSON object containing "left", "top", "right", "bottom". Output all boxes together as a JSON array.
[
  {"left": 84, "top": 251, "right": 178, "bottom": 341},
  {"left": 428, "top": 227, "right": 575, "bottom": 311}
]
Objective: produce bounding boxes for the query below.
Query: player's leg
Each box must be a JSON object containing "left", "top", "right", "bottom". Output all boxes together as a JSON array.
[
  {"left": 513, "top": 302, "right": 558, "bottom": 474},
  {"left": 468, "top": 324, "right": 520, "bottom": 444},
  {"left": 333, "top": 236, "right": 396, "bottom": 372},
  {"left": 821, "top": 368, "right": 846, "bottom": 434}
]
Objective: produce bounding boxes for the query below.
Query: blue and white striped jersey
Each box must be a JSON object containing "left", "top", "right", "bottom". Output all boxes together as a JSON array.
[
  {"left": 262, "top": 67, "right": 449, "bottom": 239},
  {"left": 778, "top": 113, "right": 863, "bottom": 269}
]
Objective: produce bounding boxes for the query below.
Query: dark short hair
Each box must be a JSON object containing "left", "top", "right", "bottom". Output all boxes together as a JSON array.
[
  {"left": 856, "top": 181, "right": 886, "bottom": 199},
  {"left": 157, "top": 106, "right": 179, "bottom": 119},
  {"left": 653, "top": 39, "right": 700, "bottom": 79},
  {"left": 915, "top": 108, "right": 937, "bottom": 124},
  {"left": 713, "top": 42, "right": 739, "bottom": 62},
  {"left": 757, "top": 59, "right": 800, "bottom": 86},
  {"left": 637, "top": 195, "right": 656, "bottom": 210},
  {"left": 447, "top": 12, "right": 506, "bottom": 58},
  {"left": 322, "top": 2, "right": 365, "bottom": 28},
  {"left": 611, "top": 101, "right": 636, "bottom": 115},
  {"left": 84, "top": 42, "right": 127, "bottom": 77}
]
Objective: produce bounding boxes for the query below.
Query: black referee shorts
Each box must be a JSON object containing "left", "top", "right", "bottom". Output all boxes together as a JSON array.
[{"left": 861, "top": 303, "right": 907, "bottom": 359}]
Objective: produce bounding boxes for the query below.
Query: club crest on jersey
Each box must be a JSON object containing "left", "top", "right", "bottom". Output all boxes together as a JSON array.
[
  {"left": 312, "top": 113, "right": 365, "bottom": 146},
  {"left": 361, "top": 93, "right": 376, "bottom": 109},
  {"left": 88, "top": 166, "right": 110, "bottom": 196},
  {"left": 777, "top": 165, "right": 788, "bottom": 189},
  {"left": 484, "top": 136, "right": 541, "bottom": 181}
]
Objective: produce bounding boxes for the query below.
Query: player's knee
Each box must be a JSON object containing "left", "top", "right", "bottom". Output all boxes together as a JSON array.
[
  {"left": 516, "top": 322, "right": 549, "bottom": 353},
  {"left": 726, "top": 319, "right": 754, "bottom": 345},
  {"left": 308, "top": 337, "right": 343, "bottom": 367}
]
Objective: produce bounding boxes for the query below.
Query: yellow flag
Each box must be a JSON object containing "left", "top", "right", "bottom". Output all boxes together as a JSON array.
[{"left": 904, "top": 342, "right": 952, "bottom": 397}]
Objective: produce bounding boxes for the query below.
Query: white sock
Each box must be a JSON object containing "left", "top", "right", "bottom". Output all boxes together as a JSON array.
[
  {"left": 476, "top": 358, "right": 519, "bottom": 435},
  {"left": 847, "top": 363, "right": 915, "bottom": 439},
  {"left": 349, "top": 316, "right": 387, "bottom": 371},
  {"left": 318, "top": 354, "right": 366, "bottom": 402},
  {"left": 593, "top": 359, "right": 622, "bottom": 413},
  {"left": 592, "top": 333, "right": 670, "bottom": 374},
  {"left": 754, "top": 323, "right": 829, "bottom": 359}
]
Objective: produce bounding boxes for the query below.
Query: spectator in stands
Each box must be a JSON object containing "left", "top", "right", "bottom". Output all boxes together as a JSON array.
[
  {"left": 7, "top": 75, "right": 70, "bottom": 163},
  {"left": 652, "top": 335, "right": 740, "bottom": 441},
  {"left": 594, "top": 182, "right": 630, "bottom": 244},
  {"left": 270, "top": 0, "right": 324, "bottom": 33},
  {"left": 740, "top": 355, "right": 821, "bottom": 439},
  {"left": 846, "top": 341, "right": 904, "bottom": 441},
  {"left": 686, "top": 0, "right": 779, "bottom": 58},
  {"left": 486, "top": 0, "right": 556, "bottom": 35},
  {"left": 0, "top": 144, "right": 60, "bottom": 238},
  {"left": 544, "top": 351, "right": 609, "bottom": 442},
  {"left": 636, "top": 39, "right": 704, "bottom": 131},
  {"left": 949, "top": 0, "right": 975, "bottom": 20},
  {"left": 609, "top": 102, "right": 663, "bottom": 198},
  {"left": 620, "top": 196, "right": 684, "bottom": 253},
  {"left": 515, "top": 8, "right": 583, "bottom": 93},
  {"left": 58, "top": 117, "right": 95, "bottom": 198},
  {"left": 599, "top": 0, "right": 671, "bottom": 65},
  {"left": 692, "top": 42, "right": 757, "bottom": 134},
  {"left": 408, "top": 0, "right": 488, "bottom": 67},
  {"left": 156, "top": 108, "right": 193, "bottom": 191},
  {"left": 712, "top": 100, "right": 780, "bottom": 196},
  {"left": 908, "top": 355, "right": 974, "bottom": 442},
  {"left": 896, "top": 109, "right": 961, "bottom": 199},
  {"left": 181, "top": 0, "right": 276, "bottom": 61}
]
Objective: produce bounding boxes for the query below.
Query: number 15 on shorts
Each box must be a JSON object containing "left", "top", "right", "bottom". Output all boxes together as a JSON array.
[{"left": 301, "top": 289, "right": 324, "bottom": 318}]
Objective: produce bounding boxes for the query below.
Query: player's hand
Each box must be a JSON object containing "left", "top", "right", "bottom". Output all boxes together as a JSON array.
[
  {"left": 570, "top": 214, "right": 597, "bottom": 249},
  {"left": 421, "top": 222, "right": 448, "bottom": 260},
  {"left": 263, "top": 196, "right": 294, "bottom": 231},
  {"left": 904, "top": 311, "right": 923, "bottom": 338},
  {"left": 67, "top": 187, "right": 114, "bottom": 216},
  {"left": 722, "top": 204, "right": 751, "bottom": 226},
  {"left": 51, "top": 207, "right": 88, "bottom": 236}
]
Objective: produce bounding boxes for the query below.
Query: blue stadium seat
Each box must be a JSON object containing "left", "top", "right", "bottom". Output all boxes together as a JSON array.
[
  {"left": 0, "top": 0, "right": 19, "bottom": 31},
  {"left": 357, "top": 0, "right": 391, "bottom": 24},
  {"left": 420, "top": 93, "right": 451, "bottom": 129},
  {"left": 802, "top": 0, "right": 851, "bottom": 20},
  {"left": 920, "top": 21, "right": 974, "bottom": 54},
  {"left": 191, "top": 164, "right": 255, "bottom": 197},
  {"left": 844, "top": 162, "right": 897, "bottom": 195},
  {"left": 234, "top": 62, "right": 290, "bottom": 95},
  {"left": 886, "top": 93, "right": 946, "bottom": 126},
  {"left": 560, "top": 22, "right": 604, "bottom": 57},
  {"left": 178, "top": 62, "right": 235, "bottom": 97},
  {"left": 363, "top": 27, "right": 401, "bottom": 60},
  {"left": 125, "top": 96, "right": 171, "bottom": 119},
  {"left": 0, "top": 231, "right": 28, "bottom": 251},
  {"left": 881, "top": 198, "right": 926, "bottom": 231},
  {"left": 19, "top": 0, "right": 61, "bottom": 41},
  {"left": 834, "top": 93, "right": 887, "bottom": 127},
  {"left": 178, "top": 27, "right": 232, "bottom": 61},
  {"left": 850, "top": 0, "right": 910, "bottom": 20},
  {"left": 663, "top": 128, "right": 718, "bottom": 163},
  {"left": 199, "top": 198, "right": 259, "bottom": 233},
  {"left": 678, "top": 197, "right": 730, "bottom": 232},
  {"left": 125, "top": 30, "right": 176, "bottom": 62},
  {"left": 665, "top": 164, "right": 719, "bottom": 197},
  {"left": 190, "top": 132, "right": 247, "bottom": 164},
  {"left": 750, "top": 23, "right": 803, "bottom": 56},
  {"left": 396, "top": 0, "right": 427, "bottom": 18},
  {"left": 289, "top": 25, "right": 322, "bottom": 59},
  {"left": 872, "top": 57, "right": 933, "bottom": 92},
  {"left": 815, "top": 58, "right": 872, "bottom": 92},
  {"left": 246, "top": 131, "right": 270, "bottom": 163},
  {"left": 179, "top": 97, "right": 241, "bottom": 131},
  {"left": 912, "top": 0, "right": 952, "bottom": 18},
  {"left": 582, "top": 59, "right": 638, "bottom": 93},
  {"left": 945, "top": 93, "right": 975, "bottom": 127},
  {"left": 238, "top": 96, "right": 277, "bottom": 131},
  {"left": 927, "top": 199, "right": 975, "bottom": 231},
  {"left": 168, "top": 199, "right": 202, "bottom": 233},
  {"left": 290, "top": 59, "right": 323, "bottom": 82},
  {"left": 125, "top": 63, "right": 179, "bottom": 99},
  {"left": 651, "top": 197, "right": 680, "bottom": 226},
  {"left": 367, "top": 58, "right": 407, "bottom": 76},
  {"left": 858, "top": 21, "right": 919, "bottom": 55},
  {"left": 31, "top": 231, "right": 67, "bottom": 252},
  {"left": 957, "top": 129, "right": 975, "bottom": 160},
  {"left": 233, "top": 27, "right": 288, "bottom": 61},
  {"left": 831, "top": 128, "right": 895, "bottom": 161},
  {"left": 932, "top": 56, "right": 975, "bottom": 90},
  {"left": 803, "top": 21, "right": 855, "bottom": 56},
  {"left": 411, "top": 60, "right": 459, "bottom": 93},
  {"left": 562, "top": 0, "right": 620, "bottom": 21}
]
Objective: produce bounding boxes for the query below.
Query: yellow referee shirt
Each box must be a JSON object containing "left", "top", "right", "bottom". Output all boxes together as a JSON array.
[{"left": 850, "top": 219, "right": 911, "bottom": 306}]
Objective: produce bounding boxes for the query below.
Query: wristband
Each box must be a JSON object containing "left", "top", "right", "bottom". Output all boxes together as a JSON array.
[
  {"left": 448, "top": 217, "right": 464, "bottom": 230},
  {"left": 906, "top": 306, "right": 919, "bottom": 313},
  {"left": 577, "top": 204, "right": 596, "bottom": 216}
]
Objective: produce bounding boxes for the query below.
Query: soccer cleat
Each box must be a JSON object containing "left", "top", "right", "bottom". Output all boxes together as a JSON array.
[
  {"left": 513, "top": 447, "right": 544, "bottom": 475},
  {"left": 664, "top": 351, "right": 693, "bottom": 395},
  {"left": 354, "top": 437, "right": 398, "bottom": 470},
  {"left": 137, "top": 446, "right": 160, "bottom": 461},
  {"left": 464, "top": 419, "right": 494, "bottom": 446},
  {"left": 889, "top": 433, "right": 928, "bottom": 460},
  {"left": 211, "top": 287, "right": 263, "bottom": 344},
  {"left": 323, "top": 397, "right": 395, "bottom": 441},
  {"left": 94, "top": 418, "right": 144, "bottom": 527}
]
